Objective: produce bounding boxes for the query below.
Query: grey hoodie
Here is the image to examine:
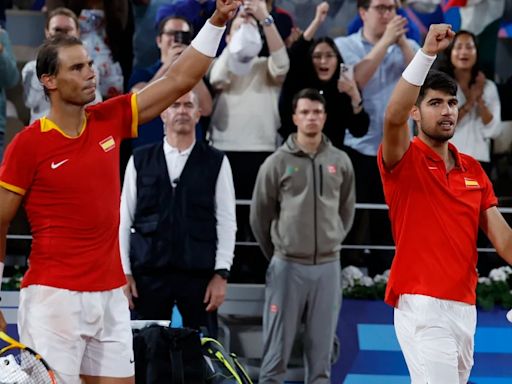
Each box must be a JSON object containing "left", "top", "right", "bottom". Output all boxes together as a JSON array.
[{"left": 250, "top": 133, "right": 355, "bottom": 264}]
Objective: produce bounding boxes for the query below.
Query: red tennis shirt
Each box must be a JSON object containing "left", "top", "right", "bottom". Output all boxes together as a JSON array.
[
  {"left": 378, "top": 137, "right": 497, "bottom": 307},
  {"left": 0, "top": 94, "right": 138, "bottom": 291}
]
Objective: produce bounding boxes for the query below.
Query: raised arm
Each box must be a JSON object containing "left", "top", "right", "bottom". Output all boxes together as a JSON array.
[
  {"left": 136, "top": 0, "right": 240, "bottom": 124},
  {"left": 303, "top": 1, "right": 329, "bottom": 41},
  {"left": 382, "top": 24, "right": 454, "bottom": 169}
]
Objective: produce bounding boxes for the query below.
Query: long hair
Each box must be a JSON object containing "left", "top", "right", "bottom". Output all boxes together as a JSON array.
[
  {"left": 441, "top": 30, "right": 480, "bottom": 87},
  {"left": 309, "top": 37, "right": 344, "bottom": 82}
]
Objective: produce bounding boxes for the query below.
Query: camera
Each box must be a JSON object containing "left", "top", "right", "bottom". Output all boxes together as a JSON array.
[{"left": 173, "top": 30, "right": 192, "bottom": 45}]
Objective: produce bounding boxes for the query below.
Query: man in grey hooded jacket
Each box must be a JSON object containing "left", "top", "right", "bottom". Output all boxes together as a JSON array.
[{"left": 250, "top": 88, "right": 355, "bottom": 384}]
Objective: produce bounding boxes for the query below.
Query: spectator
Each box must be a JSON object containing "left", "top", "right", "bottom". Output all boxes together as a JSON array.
[
  {"left": 260, "top": 0, "right": 295, "bottom": 54},
  {"left": 250, "top": 88, "right": 355, "bottom": 384},
  {"left": 22, "top": 7, "right": 102, "bottom": 124},
  {"left": 334, "top": 0, "right": 419, "bottom": 275},
  {"left": 347, "top": 0, "right": 422, "bottom": 44},
  {"left": 156, "top": 0, "right": 216, "bottom": 38},
  {"left": 280, "top": 1, "right": 369, "bottom": 150},
  {"left": 120, "top": 90, "right": 236, "bottom": 338},
  {"left": 131, "top": 0, "right": 167, "bottom": 69},
  {"left": 129, "top": 15, "right": 212, "bottom": 148},
  {"left": 0, "top": 28, "right": 19, "bottom": 161},
  {"left": 45, "top": 0, "right": 134, "bottom": 91},
  {"left": 209, "top": 1, "right": 289, "bottom": 198},
  {"left": 438, "top": 30, "right": 502, "bottom": 175}
]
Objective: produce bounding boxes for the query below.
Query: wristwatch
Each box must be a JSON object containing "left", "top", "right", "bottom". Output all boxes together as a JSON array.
[
  {"left": 215, "top": 269, "right": 230, "bottom": 280},
  {"left": 260, "top": 14, "right": 274, "bottom": 27}
]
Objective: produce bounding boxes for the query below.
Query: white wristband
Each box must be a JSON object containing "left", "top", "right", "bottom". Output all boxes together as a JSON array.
[
  {"left": 191, "top": 19, "right": 227, "bottom": 58},
  {"left": 402, "top": 49, "right": 437, "bottom": 87}
]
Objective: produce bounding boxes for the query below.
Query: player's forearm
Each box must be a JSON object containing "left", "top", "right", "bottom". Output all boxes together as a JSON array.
[
  {"left": 137, "top": 20, "right": 226, "bottom": 124},
  {"left": 495, "top": 228, "right": 512, "bottom": 265},
  {"left": 385, "top": 78, "right": 420, "bottom": 126},
  {"left": 386, "top": 49, "right": 437, "bottom": 127}
]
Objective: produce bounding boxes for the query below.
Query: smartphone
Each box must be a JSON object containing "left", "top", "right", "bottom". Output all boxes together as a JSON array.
[
  {"left": 339, "top": 63, "right": 354, "bottom": 81},
  {"left": 173, "top": 30, "right": 192, "bottom": 45}
]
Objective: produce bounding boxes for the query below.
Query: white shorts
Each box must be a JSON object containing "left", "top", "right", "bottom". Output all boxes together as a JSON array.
[
  {"left": 18, "top": 285, "right": 134, "bottom": 384},
  {"left": 394, "top": 294, "right": 476, "bottom": 384}
]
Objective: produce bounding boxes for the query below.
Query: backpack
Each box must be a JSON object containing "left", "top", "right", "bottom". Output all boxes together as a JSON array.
[
  {"left": 201, "top": 337, "right": 253, "bottom": 384},
  {"left": 133, "top": 325, "right": 207, "bottom": 384}
]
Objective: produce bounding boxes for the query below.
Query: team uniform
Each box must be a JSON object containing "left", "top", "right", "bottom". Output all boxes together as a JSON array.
[
  {"left": 377, "top": 137, "right": 497, "bottom": 383},
  {"left": 0, "top": 93, "right": 138, "bottom": 382}
]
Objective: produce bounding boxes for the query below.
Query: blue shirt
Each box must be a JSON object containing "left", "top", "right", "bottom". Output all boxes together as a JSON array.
[
  {"left": 128, "top": 60, "right": 164, "bottom": 148},
  {"left": 347, "top": 8, "right": 422, "bottom": 44},
  {"left": 334, "top": 29, "right": 419, "bottom": 156}
]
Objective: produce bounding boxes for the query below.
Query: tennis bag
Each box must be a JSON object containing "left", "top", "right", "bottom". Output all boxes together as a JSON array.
[
  {"left": 201, "top": 337, "right": 253, "bottom": 384},
  {"left": 133, "top": 325, "right": 206, "bottom": 384}
]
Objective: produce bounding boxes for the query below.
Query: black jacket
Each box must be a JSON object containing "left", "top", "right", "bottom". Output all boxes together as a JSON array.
[{"left": 279, "top": 35, "right": 369, "bottom": 149}]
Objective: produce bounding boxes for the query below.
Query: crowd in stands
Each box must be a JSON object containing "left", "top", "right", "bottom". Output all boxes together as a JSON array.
[{"left": 2, "top": 0, "right": 512, "bottom": 280}]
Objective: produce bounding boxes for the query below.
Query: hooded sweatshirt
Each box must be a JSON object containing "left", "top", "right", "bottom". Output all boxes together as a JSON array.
[{"left": 250, "top": 133, "right": 355, "bottom": 264}]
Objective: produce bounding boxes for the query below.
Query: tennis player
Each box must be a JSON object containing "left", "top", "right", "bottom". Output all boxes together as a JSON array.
[
  {"left": 0, "top": 0, "right": 240, "bottom": 383},
  {"left": 380, "top": 24, "right": 512, "bottom": 383}
]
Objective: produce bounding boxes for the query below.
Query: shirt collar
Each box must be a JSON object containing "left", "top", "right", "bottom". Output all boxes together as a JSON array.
[
  {"left": 163, "top": 138, "right": 195, "bottom": 156},
  {"left": 40, "top": 116, "right": 87, "bottom": 139},
  {"left": 412, "top": 136, "right": 465, "bottom": 171}
]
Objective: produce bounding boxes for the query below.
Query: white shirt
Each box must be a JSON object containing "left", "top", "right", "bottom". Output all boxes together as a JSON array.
[
  {"left": 119, "top": 139, "right": 237, "bottom": 275},
  {"left": 450, "top": 79, "right": 502, "bottom": 163}
]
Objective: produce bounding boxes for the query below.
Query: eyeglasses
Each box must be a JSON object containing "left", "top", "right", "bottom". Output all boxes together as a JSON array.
[
  {"left": 312, "top": 52, "right": 337, "bottom": 60},
  {"left": 369, "top": 5, "right": 397, "bottom": 15}
]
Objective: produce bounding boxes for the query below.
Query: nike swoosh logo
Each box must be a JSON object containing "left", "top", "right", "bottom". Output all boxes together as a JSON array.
[{"left": 51, "top": 159, "right": 69, "bottom": 169}]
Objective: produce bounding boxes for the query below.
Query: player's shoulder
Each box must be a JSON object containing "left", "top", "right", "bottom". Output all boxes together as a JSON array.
[
  {"left": 85, "top": 93, "right": 132, "bottom": 118},
  {"left": 459, "top": 152, "right": 483, "bottom": 173},
  {"left": 13, "top": 119, "right": 42, "bottom": 142}
]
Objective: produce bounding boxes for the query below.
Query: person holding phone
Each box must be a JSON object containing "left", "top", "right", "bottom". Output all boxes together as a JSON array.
[
  {"left": 128, "top": 15, "right": 213, "bottom": 148},
  {"left": 279, "top": 2, "right": 369, "bottom": 150},
  {"left": 208, "top": 0, "right": 289, "bottom": 199}
]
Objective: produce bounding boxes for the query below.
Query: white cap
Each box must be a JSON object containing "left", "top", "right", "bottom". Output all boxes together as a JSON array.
[{"left": 227, "top": 22, "right": 262, "bottom": 76}]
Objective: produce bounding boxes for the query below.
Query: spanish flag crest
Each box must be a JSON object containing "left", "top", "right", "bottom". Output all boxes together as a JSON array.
[
  {"left": 99, "top": 136, "right": 116, "bottom": 152},
  {"left": 464, "top": 177, "right": 479, "bottom": 188}
]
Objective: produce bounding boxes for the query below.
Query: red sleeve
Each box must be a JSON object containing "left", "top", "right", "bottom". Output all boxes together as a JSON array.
[
  {"left": 88, "top": 93, "right": 139, "bottom": 140},
  {"left": 0, "top": 130, "right": 37, "bottom": 195},
  {"left": 480, "top": 166, "right": 498, "bottom": 211},
  {"left": 377, "top": 143, "right": 413, "bottom": 180}
]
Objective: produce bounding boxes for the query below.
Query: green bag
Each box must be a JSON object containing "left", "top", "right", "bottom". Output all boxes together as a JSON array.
[{"left": 201, "top": 337, "right": 253, "bottom": 384}]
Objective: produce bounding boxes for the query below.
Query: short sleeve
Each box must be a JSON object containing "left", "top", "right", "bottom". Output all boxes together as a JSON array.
[
  {"left": 0, "top": 131, "right": 37, "bottom": 195},
  {"left": 480, "top": 167, "right": 498, "bottom": 211},
  {"left": 89, "top": 93, "right": 139, "bottom": 139},
  {"left": 377, "top": 143, "right": 412, "bottom": 180}
]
